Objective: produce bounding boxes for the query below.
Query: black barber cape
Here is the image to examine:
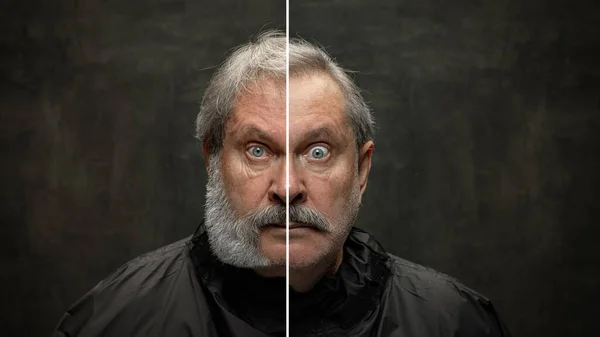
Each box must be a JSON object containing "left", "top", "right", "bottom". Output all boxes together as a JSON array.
[{"left": 54, "top": 225, "right": 511, "bottom": 336}]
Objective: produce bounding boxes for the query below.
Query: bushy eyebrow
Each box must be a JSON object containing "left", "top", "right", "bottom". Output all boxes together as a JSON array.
[
  {"left": 300, "top": 126, "right": 337, "bottom": 143},
  {"left": 237, "top": 125, "right": 276, "bottom": 144}
]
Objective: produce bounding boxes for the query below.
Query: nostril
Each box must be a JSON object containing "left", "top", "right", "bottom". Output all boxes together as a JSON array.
[
  {"left": 290, "top": 192, "right": 305, "bottom": 204},
  {"left": 272, "top": 193, "right": 285, "bottom": 205}
]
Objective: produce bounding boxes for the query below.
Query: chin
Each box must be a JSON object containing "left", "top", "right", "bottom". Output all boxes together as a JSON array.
[
  {"left": 255, "top": 242, "right": 328, "bottom": 272},
  {"left": 288, "top": 241, "right": 332, "bottom": 270},
  {"left": 258, "top": 230, "right": 287, "bottom": 265}
]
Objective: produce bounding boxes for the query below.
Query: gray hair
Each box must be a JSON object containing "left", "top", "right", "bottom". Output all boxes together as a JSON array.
[{"left": 195, "top": 30, "right": 374, "bottom": 154}]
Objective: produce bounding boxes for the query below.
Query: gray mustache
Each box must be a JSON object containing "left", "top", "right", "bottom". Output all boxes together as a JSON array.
[{"left": 245, "top": 205, "right": 331, "bottom": 232}]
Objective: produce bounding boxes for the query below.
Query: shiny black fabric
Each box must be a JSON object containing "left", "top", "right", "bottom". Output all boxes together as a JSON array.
[{"left": 53, "top": 225, "right": 511, "bottom": 336}]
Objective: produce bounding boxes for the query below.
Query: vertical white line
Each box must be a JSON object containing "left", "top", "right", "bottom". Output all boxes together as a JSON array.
[{"left": 285, "top": 0, "right": 290, "bottom": 336}]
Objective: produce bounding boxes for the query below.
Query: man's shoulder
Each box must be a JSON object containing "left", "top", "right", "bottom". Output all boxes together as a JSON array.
[
  {"left": 92, "top": 236, "right": 192, "bottom": 295},
  {"left": 54, "top": 236, "right": 200, "bottom": 336},
  {"left": 350, "top": 228, "right": 491, "bottom": 310},
  {"left": 386, "top": 254, "right": 489, "bottom": 305},
  {"left": 383, "top": 254, "right": 510, "bottom": 335}
]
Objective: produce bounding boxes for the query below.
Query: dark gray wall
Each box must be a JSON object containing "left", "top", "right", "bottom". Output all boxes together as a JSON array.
[
  {"left": 291, "top": 1, "right": 600, "bottom": 336},
  {"left": 0, "top": 1, "right": 284, "bottom": 336}
]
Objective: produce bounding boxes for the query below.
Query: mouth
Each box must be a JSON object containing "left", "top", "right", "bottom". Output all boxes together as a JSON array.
[
  {"left": 264, "top": 222, "right": 313, "bottom": 230},
  {"left": 289, "top": 222, "right": 313, "bottom": 229}
]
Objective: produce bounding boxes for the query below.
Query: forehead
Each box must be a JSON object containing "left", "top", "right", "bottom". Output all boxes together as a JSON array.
[
  {"left": 233, "top": 79, "right": 285, "bottom": 119},
  {"left": 289, "top": 73, "right": 344, "bottom": 118},
  {"left": 226, "top": 74, "right": 347, "bottom": 138},
  {"left": 290, "top": 73, "right": 349, "bottom": 142},
  {"left": 226, "top": 79, "right": 285, "bottom": 134}
]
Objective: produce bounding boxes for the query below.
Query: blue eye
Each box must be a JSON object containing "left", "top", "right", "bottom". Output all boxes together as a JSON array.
[
  {"left": 308, "top": 146, "right": 329, "bottom": 159},
  {"left": 248, "top": 146, "right": 266, "bottom": 158}
]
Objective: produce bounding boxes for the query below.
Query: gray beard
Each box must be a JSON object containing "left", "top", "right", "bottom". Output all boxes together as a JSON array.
[
  {"left": 204, "top": 155, "right": 271, "bottom": 267},
  {"left": 203, "top": 154, "right": 361, "bottom": 269}
]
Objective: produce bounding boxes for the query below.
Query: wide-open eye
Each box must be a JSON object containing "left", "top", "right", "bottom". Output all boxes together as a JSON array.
[
  {"left": 308, "top": 145, "right": 329, "bottom": 159},
  {"left": 248, "top": 146, "right": 267, "bottom": 158}
]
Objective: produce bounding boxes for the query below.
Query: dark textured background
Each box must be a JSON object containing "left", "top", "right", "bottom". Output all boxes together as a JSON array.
[
  {"left": 291, "top": 1, "right": 600, "bottom": 336},
  {"left": 1, "top": 0, "right": 599, "bottom": 336},
  {"left": 0, "top": 0, "right": 284, "bottom": 336}
]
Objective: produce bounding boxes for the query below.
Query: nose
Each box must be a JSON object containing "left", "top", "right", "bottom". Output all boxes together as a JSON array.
[{"left": 268, "top": 157, "right": 306, "bottom": 205}]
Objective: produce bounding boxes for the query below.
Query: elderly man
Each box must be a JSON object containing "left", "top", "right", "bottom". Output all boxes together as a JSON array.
[{"left": 54, "top": 31, "right": 511, "bottom": 336}]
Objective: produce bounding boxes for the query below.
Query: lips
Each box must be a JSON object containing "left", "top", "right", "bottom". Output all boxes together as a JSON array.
[
  {"left": 265, "top": 223, "right": 312, "bottom": 229},
  {"left": 289, "top": 222, "right": 312, "bottom": 229}
]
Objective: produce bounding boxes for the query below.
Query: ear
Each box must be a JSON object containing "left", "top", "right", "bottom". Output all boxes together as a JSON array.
[
  {"left": 357, "top": 141, "right": 374, "bottom": 200},
  {"left": 202, "top": 141, "right": 212, "bottom": 173}
]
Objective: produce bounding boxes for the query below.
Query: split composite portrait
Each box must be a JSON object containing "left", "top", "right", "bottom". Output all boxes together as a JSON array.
[{"left": 4, "top": 0, "right": 597, "bottom": 336}]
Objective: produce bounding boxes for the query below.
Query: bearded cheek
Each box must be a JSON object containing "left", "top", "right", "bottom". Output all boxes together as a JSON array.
[
  {"left": 337, "top": 182, "right": 361, "bottom": 230},
  {"left": 223, "top": 185, "right": 253, "bottom": 216}
]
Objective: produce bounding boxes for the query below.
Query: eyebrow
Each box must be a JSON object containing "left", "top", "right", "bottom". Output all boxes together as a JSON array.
[
  {"left": 237, "top": 125, "right": 276, "bottom": 144},
  {"left": 301, "top": 126, "right": 338, "bottom": 142}
]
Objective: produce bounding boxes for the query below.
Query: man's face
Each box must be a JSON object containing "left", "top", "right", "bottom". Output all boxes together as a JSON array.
[{"left": 205, "top": 73, "right": 372, "bottom": 273}]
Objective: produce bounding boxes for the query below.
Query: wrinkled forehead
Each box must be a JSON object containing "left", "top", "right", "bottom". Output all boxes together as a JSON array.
[
  {"left": 289, "top": 74, "right": 351, "bottom": 146},
  {"left": 224, "top": 79, "right": 286, "bottom": 140},
  {"left": 225, "top": 73, "right": 347, "bottom": 138}
]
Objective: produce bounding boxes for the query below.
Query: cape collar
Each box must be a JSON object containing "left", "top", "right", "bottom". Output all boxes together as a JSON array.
[{"left": 188, "top": 224, "right": 392, "bottom": 335}]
